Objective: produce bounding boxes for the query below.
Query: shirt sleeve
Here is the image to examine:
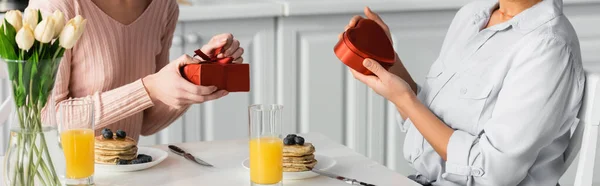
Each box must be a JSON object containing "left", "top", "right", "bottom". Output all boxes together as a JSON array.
[
  {"left": 29, "top": 0, "right": 155, "bottom": 130},
  {"left": 141, "top": 1, "right": 188, "bottom": 136},
  {"left": 442, "top": 37, "right": 584, "bottom": 185}
]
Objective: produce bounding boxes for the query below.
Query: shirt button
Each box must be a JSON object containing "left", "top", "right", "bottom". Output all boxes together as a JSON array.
[
  {"left": 460, "top": 88, "right": 468, "bottom": 94},
  {"left": 442, "top": 173, "right": 449, "bottom": 178},
  {"left": 472, "top": 169, "right": 483, "bottom": 176}
]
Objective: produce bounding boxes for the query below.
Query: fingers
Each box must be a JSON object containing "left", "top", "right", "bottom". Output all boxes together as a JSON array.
[
  {"left": 230, "top": 47, "right": 244, "bottom": 60},
  {"left": 205, "top": 33, "right": 243, "bottom": 61},
  {"left": 350, "top": 68, "right": 379, "bottom": 86},
  {"left": 175, "top": 84, "right": 228, "bottom": 105},
  {"left": 362, "top": 58, "right": 388, "bottom": 79},
  {"left": 223, "top": 39, "right": 240, "bottom": 57},
  {"left": 176, "top": 54, "right": 201, "bottom": 67},
  {"left": 346, "top": 15, "right": 363, "bottom": 31},
  {"left": 219, "top": 33, "right": 234, "bottom": 52},
  {"left": 233, "top": 57, "right": 244, "bottom": 64},
  {"left": 179, "top": 89, "right": 228, "bottom": 104},
  {"left": 201, "top": 33, "right": 232, "bottom": 56},
  {"left": 179, "top": 82, "right": 218, "bottom": 96},
  {"left": 339, "top": 15, "right": 363, "bottom": 41},
  {"left": 201, "top": 90, "right": 229, "bottom": 102},
  {"left": 364, "top": 7, "right": 389, "bottom": 30}
]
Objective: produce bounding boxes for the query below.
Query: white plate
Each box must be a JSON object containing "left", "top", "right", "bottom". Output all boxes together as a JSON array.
[
  {"left": 95, "top": 147, "right": 168, "bottom": 172},
  {"left": 242, "top": 154, "right": 336, "bottom": 180}
]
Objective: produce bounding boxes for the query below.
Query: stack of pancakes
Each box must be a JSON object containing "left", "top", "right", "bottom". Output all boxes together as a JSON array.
[
  {"left": 94, "top": 135, "right": 138, "bottom": 164},
  {"left": 283, "top": 143, "right": 317, "bottom": 172}
]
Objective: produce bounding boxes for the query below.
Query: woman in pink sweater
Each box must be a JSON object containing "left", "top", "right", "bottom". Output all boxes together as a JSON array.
[{"left": 27, "top": 0, "right": 244, "bottom": 141}]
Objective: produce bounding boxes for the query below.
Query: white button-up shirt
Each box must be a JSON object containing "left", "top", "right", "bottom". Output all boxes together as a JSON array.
[{"left": 398, "top": 0, "right": 585, "bottom": 185}]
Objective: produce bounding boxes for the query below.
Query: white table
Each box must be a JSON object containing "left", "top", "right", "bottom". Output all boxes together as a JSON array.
[{"left": 1, "top": 133, "right": 420, "bottom": 186}]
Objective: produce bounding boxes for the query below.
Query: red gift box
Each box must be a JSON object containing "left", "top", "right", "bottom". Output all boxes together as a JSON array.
[
  {"left": 334, "top": 19, "right": 395, "bottom": 75},
  {"left": 181, "top": 48, "right": 250, "bottom": 92}
]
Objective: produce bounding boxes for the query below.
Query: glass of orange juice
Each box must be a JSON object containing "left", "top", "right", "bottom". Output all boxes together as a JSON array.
[
  {"left": 57, "top": 97, "right": 95, "bottom": 185},
  {"left": 249, "top": 104, "right": 283, "bottom": 186}
]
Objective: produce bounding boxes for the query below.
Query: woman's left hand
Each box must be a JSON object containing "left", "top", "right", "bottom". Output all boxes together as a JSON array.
[
  {"left": 351, "top": 58, "right": 415, "bottom": 105},
  {"left": 200, "top": 33, "right": 245, "bottom": 63}
]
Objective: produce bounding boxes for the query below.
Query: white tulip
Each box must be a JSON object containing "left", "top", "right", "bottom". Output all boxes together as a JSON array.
[
  {"left": 22, "top": 9, "right": 39, "bottom": 29},
  {"left": 59, "top": 15, "right": 87, "bottom": 49},
  {"left": 4, "top": 10, "right": 23, "bottom": 31},
  {"left": 34, "top": 18, "right": 55, "bottom": 43},
  {"left": 51, "top": 10, "right": 65, "bottom": 38},
  {"left": 15, "top": 24, "right": 34, "bottom": 51}
]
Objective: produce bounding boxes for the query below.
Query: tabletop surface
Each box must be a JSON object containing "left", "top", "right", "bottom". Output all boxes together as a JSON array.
[{"left": 1, "top": 132, "right": 420, "bottom": 186}]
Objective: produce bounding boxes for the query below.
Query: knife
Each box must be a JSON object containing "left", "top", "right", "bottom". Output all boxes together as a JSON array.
[
  {"left": 309, "top": 167, "right": 376, "bottom": 186},
  {"left": 168, "top": 145, "right": 214, "bottom": 167}
]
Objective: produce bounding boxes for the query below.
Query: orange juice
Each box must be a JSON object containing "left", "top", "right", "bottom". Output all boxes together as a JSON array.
[
  {"left": 60, "top": 129, "right": 95, "bottom": 179},
  {"left": 249, "top": 137, "right": 283, "bottom": 184}
]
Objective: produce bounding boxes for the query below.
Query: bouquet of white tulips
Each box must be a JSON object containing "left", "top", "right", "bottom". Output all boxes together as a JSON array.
[
  {"left": 1, "top": 9, "right": 86, "bottom": 186},
  {"left": 2, "top": 9, "right": 86, "bottom": 62}
]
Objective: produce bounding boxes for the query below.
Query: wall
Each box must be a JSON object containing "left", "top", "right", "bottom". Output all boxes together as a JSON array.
[
  {"left": 0, "top": 0, "right": 599, "bottom": 185},
  {"left": 559, "top": 2, "right": 600, "bottom": 185}
]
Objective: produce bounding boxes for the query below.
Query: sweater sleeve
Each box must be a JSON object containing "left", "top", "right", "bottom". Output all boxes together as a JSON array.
[
  {"left": 29, "top": 0, "right": 155, "bottom": 130},
  {"left": 141, "top": 1, "right": 189, "bottom": 136}
]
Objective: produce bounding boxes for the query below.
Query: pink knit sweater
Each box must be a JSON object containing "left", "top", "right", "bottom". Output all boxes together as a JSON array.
[{"left": 28, "top": 0, "right": 186, "bottom": 142}]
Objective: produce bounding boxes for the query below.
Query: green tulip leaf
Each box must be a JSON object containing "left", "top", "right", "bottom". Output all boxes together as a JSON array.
[
  {"left": 0, "top": 27, "right": 17, "bottom": 60},
  {"left": 3, "top": 20, "right": 17, "bottom": 47},
  {"left": 0, "top": 24, "right": 7, "bottom": 58}
]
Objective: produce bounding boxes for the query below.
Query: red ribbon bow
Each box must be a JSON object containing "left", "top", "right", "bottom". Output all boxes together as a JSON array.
[{"left": 194, "top": 47, "right": 234, "bottom": 64}]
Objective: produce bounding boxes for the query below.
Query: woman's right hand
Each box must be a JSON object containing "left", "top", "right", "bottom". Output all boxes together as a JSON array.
[
  {"left": 340, "top": 7, "right": 418, "bottom": 94},
  {"left": 142, "top": 55, "right": 229, "bottom": 109},
  {"left": 338, "top": 7, "right": 392, "bottom": 44}
]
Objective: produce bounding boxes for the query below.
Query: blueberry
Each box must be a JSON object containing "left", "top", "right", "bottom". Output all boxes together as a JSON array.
[
  {"left": 101, "top": 128, "right": 111, "bottom": 135},
  {"left": 294, "top": 136, "right": 305, "bottom": 145},
  {"left": 131, "top": 159, "right": 143, "bottom": 164},
  {"left": 102, "top": 131, "right": 113, "bottom": 139},
  {"left": 137, "top": 154, "right": 151, "bottom": 161},
  {"left": 116, "top": 130, "right": 126, "bottom": 139},
  {"left": 286, "top": 134, "right": 297, "bottom": 139},
  {"left": 283, "top": 137, "right": 296, "bottom": 145},
  {"left": 117, "top": 159, "right": 130, "bottom": 165}
]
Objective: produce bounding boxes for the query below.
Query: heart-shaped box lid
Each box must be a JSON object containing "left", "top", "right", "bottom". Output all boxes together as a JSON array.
[{"left": 334, "top": 19, "right": 395, "bottom": 75}]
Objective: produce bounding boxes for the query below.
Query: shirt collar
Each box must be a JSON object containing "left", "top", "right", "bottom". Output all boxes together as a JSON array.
[{"left": 472, "top": 0, "right": 563, "bottom": 33}]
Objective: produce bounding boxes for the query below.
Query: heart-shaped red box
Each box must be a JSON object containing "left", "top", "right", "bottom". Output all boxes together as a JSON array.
[
  {"left": 334, "top": 19, "right": 395, "bottom": 75},
  {"left": 180, "top": 48, "right": 250, "bottom": 92}
]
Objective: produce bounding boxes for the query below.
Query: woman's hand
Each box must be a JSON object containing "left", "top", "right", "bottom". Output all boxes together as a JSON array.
[
  {"left": 341, "top": 7, "right": 418, "bottom": 94},
  {"left": 143, "top": 55, "right": 228, "bottom": 109},
  {"left": 200, "top": 33, "right": 245, "bottom": 63},
  {"left": 351, "top": 58, "right": 415, "bottom": 106}
]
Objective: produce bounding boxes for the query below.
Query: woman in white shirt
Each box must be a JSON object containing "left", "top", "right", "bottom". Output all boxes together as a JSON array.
[{"left": 342, "top": 0, "right": 585, "bottom": 185}]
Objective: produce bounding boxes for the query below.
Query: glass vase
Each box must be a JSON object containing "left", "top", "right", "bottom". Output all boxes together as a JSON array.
[
  {"left": 4, "top": 127, "right": 66, "bottom": 186},
  {"left": 1, "top": 58, "right": 65, "bottom": 186}
]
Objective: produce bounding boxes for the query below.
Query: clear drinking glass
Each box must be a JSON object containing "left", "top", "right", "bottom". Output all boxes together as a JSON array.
[
  {"left": 57, "top": 97, "right": 95, "bottom": 185},
  {"left": 249, "top": 104, "right": 284, "bottom": 186}
]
